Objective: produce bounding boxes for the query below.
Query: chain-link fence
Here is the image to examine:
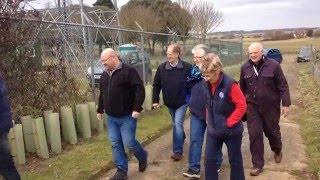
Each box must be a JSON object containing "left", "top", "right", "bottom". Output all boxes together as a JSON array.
[{"left": 0, "top": 17, "right": 243, "bottom": 120}]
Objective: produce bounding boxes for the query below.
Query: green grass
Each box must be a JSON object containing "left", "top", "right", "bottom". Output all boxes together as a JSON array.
[
  {"left": 223, "top": 64, "right": 242, "bottom": 81},
  {"left": 21, "top": 108, "right": 172, "bottom": 180},
  {"left": 296, "top": 64, "right": 320, "bottom": 177}
]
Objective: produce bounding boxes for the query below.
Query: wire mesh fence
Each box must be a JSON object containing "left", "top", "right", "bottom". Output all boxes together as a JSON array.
[{"left": 0, "top": 17, "right": 243, "bottom": 121}]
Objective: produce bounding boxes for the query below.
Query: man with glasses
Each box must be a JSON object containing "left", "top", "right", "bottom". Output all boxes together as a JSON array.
[
  {"left": 183, "top": 44, "right": 223, "bottom": 179},
  {"left": 97, "top": 48, "right": 148, "bottom": 180}
]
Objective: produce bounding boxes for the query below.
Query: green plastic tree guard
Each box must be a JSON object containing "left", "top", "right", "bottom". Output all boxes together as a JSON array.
[
  {"left": 76, "top": 104, "right": 91, "bottom": 138},
  {"left": 32, "top": 117, "right": 49, "bottom": 159},
  {"left": 13, "top": 124, "right": 26, "bottom": 165},
  {"left": 144, "top": 84, "right": 152, "bottom": 111},
  {"left": 88, "top": 102, "right": 98, "bottom": 131},
  {"left": 43, "top": 110, "right": 53, "bottom": 144},
  {"left": 8, "top": 125, "right": 26, "bottom": 165},
  {"left": 21, "top": 115, "right": 36, "bottom": 153},
  {"left": 160, "top": 90, "right": 164, "bottom": 106},
  {"left": 60, "top": 106, "right": 77, "bottom": 145},
  {"left": 47, "top": 113, "right": 62, "bottom": 154},
  {"left": 97, "top": 117, "right": 105, "bottom": 134}
]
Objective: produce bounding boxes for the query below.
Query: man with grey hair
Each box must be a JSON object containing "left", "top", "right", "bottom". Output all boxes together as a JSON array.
[
  {"left": 240, "top": 42, "right": 291, "bottom": 176},
  {"left": 182, "top": 44, "right": 223, "bottom": 179},
  {"left": 97, "top": 48, "right": 148, "bottom": 180}
]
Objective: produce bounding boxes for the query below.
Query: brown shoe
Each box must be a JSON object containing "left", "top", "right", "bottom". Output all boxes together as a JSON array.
[
  {"left": 274, "top": 151, "right": 283, "bottom": 163},
  {"left": 250, "top": 167, "right": 263, "bottom": 176},
  {"left": 170, "top": 153, "right": 183, "bottom": 161}
]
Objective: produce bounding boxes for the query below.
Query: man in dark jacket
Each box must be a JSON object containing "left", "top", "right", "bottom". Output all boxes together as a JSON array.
[
  {"left": 0, "top": 76, "right": 20, "bottom": 180},
  {"left": 240, "top": 42, "right": 291, "bottom": 176},
  {"left": 97, "top": 48, "right": 147, "bottom": 180},
  {"left": 152, "top": 43, "right": 192, "bottom": 161}
]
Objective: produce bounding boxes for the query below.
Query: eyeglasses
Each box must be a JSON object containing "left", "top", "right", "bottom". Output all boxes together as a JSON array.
[{"left": 193, "top": 56, "right": 204, "bottom": 60}]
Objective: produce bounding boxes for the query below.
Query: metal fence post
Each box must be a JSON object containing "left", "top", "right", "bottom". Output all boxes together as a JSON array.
[{"left": 141, "top": 32, "right": 146, "bottom": 86}]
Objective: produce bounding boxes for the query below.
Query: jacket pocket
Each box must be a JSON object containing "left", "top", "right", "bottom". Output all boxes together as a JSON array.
[
  {"left": 243, "top": 72, "right": 254, "bottom": 87},
  {"left": 261, "top": 73, "right": 275, "bottom": 87}
]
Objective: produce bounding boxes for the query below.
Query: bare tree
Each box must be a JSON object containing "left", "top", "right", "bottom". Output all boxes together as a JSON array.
[
  {"left": 120, "top": 5, "right": 165, "bottom": 54},
  {"left": 191, "top": 0, "right": 223, "bottom": 40},
  {"left": 176, "top": 0, "right": 194, "bottom": 13}
]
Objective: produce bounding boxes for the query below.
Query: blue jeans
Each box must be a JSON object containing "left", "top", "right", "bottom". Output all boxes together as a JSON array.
[
  {"left": 168, "top": 104, "right": 188, "bottom": 154},
  {"left": 188, "top": 115, "right": 223, "bottom": 172},
  {"left": 205, "top": 133, "right": 244, "bottom": 180},
  {"left": 106, "top": 115, "right": 147, "bottom": 172},
  {"left": 0, "top": 131, "right": 20, "bottom": 180}
]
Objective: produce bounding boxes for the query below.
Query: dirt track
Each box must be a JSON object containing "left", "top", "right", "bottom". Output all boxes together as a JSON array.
[{"left": 100, "top": 55, "right": 311, "bottom": 180}]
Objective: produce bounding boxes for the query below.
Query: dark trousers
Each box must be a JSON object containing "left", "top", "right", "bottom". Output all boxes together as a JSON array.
[
  {"left": 247, "top": 103, "right": 282, "bottom": 169},
  {"left": 205, "top": 133, "right": 245, "bottom": 180},
  {"left": 0, "top": 131, "right": 20, "bottom": 180}
]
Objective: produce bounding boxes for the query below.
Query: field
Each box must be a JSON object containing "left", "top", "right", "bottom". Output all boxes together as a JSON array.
[{"left": 243, "top": 37, "right": 320, "bottom": 54}]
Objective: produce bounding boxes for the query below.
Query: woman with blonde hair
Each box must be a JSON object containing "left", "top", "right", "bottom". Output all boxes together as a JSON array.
[{"left": 202, "top": 53, "right": 246, "bottom": 180}]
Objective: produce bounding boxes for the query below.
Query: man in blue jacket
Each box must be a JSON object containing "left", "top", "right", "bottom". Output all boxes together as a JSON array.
[{"left": 0, "top": 75, "right": 20, "bottom": 180}]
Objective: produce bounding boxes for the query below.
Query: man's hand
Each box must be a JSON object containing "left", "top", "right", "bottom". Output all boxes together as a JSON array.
[
  {"left": 282, "top": 106, "right": 290, "bottom": 118},
  {"left": 97, "top": 113, "right": 103, "bottom": 121},
  {"left": 132, "top": 111, "right": 140, "bottom": 119},
  {"left": 152, "top": 103, "right": 160, "bottom": 110}
]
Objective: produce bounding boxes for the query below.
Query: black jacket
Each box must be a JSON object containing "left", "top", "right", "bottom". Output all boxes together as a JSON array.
[
  {"left": 152, "top": 60, "right": 192, "bottom": 109},
  {"left": 0, "top": 76, "right": 13, "bottom": 133},
  {"left": 97, "top": 64, "right": 145, "bottom": 117}
]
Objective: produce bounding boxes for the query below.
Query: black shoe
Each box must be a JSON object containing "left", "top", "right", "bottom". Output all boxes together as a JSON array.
[
  {"left": 274, "top": 151, "right": 283, "bottom": 163},
  {"left": 171, "top": 153, "right": 183, "bottom": 161},
  {"left": 249, "top": 167, "right": 263, "bottom": 176},
  {"left": 139, "top": 151, "right": 148, "bottom": 172},
  {"left": 110, "top": 169, "right": 128, "bottom": 180},
  {"left": 182, "top": 169, "right": 200, "bottom": 179}
]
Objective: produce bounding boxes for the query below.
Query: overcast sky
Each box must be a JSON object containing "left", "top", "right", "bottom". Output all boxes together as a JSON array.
[{"left": 28, "top": 0, "right": 320, "bottom": 32}]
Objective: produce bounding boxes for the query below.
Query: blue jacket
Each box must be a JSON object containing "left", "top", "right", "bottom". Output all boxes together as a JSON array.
[
  {"left": 204, "top": 73, "right": 243, "bottom": 137},
  {"left": 186, "top": 65, "right": 206, "bottom": 120},
  {"left": 0, "top": 76, "right": 13, "bottom": 133}
]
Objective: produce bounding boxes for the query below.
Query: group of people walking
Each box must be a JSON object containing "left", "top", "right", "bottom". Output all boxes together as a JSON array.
[
  {"left": 0, "top": 41, "right": 290, "bottom": 180},
  {"left": 96, "top": 41, "right": 291, "bottom": 180}
]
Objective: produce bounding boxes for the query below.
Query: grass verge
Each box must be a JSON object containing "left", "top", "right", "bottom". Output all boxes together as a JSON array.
[
  {"left": 21, "top": 108, "right": 172, "bottom": 180},
  {"left": 296, "top": 64, "right": 320, "bottom": 177}
]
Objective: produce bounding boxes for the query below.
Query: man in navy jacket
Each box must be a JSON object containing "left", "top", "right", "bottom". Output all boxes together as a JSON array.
[{"left": 0, "top": 75, "right": 20, "bottom": 180}]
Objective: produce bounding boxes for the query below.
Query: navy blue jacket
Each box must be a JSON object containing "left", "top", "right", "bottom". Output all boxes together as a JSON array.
[
  {"left": 0, "top": 76, "right": 13, "bottom": 133},
  {"left": 204, "top": 73, "right": 243, "bottom": 137},
  {"left": 186, "top": 65, "right": 206, "bottom": 120}
]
